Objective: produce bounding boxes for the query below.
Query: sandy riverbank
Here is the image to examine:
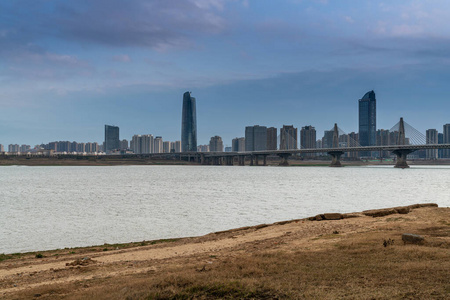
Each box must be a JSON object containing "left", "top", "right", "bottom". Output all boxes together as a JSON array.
[{"left": 1, "top": 204, "right": 449, "bottom": 299}]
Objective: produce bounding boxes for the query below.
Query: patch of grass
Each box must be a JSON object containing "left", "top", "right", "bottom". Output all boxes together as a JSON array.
[{"left": 35, "top": 253, "right": 44, "bottom": 258}]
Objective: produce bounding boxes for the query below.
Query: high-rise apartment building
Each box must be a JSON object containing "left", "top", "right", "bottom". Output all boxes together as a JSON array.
[
  {"left": 322, "top": 130, "right": 334, "bottom": 149},
  {"left": 163, "top": 141, "right": 172, "bottom": 153},
  {"left": 245, "top": 125, "right": 267, "bottom": 151},
  {"left": 438, "top": 133, "right": 444, "bottom": 158},
  {"left": 154, "top": 136, "right": 163, "bottom": 153},
  {"left": 443, "top": 124, "right": 450, "bottom": 158},
  {"left": 232, "top": 137, "right": 245, "bottom": 152},
  {"left": 266, "top": 127, "right": 277, "bottom": 150},
  {"left": 174, "top": 141, "right": 181, "bottom": 153},
  {"left": 197, "top": 145, "right": 210, "bottom": 152},
  {"left": 0, "top": 144, "right": 4, "bottom": 153},
  {"left": 358, "top": 90, "right": 376, "bottom": 157},
  {"left": 209, "top": 136, "right": 224, "bottom": 152},
  {"left": 20, "top": 145, "right": 31, "bottom": 153},
  {"left": 300, "top": 126, "right": 316, "bottom": 158},
  {"left": 280, "top": 125, "right": 298, "bottom": 150},
  {"left": 105, "top": 125, "right": 120, "bottom": 153},
  {"left": 181, "top": 91, "right": 197, "bottom": 152},
  {"left": 120, "top": 139, "right": 128, "bottom": 150},
  {"left": 8, "top": 144, "right": 19, "bottom": 153},
  {"left": 426, "top": 129, "right": 438, "bottom": 159}
]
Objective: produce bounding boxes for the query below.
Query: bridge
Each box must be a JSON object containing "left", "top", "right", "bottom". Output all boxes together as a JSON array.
[{"left": 177, "top": 118, "right": 450, "bottom": 168}]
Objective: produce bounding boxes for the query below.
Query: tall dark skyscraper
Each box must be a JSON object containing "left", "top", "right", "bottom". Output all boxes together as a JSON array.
[
  {"left": 358, "top": 90, "right": 376, "bottom": 156},
  {"left": 245, "top": 125, "right": 267, "bottom": 151},
  {"left": 104, "top": 124, "right": 120, "bottom": 153},
  {"left": 181, "top": 91, "right": 197, "bottom": 152}
]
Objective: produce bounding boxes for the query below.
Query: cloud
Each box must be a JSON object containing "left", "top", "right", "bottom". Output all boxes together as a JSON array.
[{"left": 112, "top": 55, "right": 131, "bottom": 62}]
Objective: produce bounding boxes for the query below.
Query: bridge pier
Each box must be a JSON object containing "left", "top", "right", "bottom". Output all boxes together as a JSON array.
[
  {"left": 392, "top": 149, "right": 415, "bottom": 169},
  {"left": 328, "top": 151, "right": 344, "bottom": 167},
  {"left": 250, "top": 155, "right": 254, "bottom": 166},
  {"left": 278, "top": 153, "right": 291, "bottom": 166},
  {"left": 226, "top": 156, "right": 233, "bottom": 166},
  {"left": 263, "top": 154, "right": 268, "bottom": 166},
  {"left": 255, "top": 155, "right": 259, "bottom": 166},
  {"left": 238, "top": 156, "right": 245, "bottom": 166}
]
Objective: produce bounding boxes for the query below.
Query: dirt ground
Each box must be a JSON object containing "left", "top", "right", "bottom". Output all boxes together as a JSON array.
[{"left": 1, "top": 205, "right": 449, "bottom": 299}]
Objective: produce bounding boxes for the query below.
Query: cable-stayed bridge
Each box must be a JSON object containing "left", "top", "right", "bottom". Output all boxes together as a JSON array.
[{"left": 184, "top": 118, "right": 450, "bottom": 168}]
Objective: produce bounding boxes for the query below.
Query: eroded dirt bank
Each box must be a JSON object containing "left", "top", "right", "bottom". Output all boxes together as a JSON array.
[{"left": 1, "top": 205, "right": 449, "bottom": 299}]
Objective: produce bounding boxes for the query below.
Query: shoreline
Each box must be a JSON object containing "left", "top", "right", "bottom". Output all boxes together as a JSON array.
[{"left": 1, "top": 204, "right": 449, "bottom": 299}]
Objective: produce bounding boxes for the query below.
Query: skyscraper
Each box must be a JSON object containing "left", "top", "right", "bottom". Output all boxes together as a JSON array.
[
  {"left": 245, "top": 125, "right": 267, "bottom": 151},
  {"left": 232, "top": 137, "right": 245, "bottom": 152},
  {"left": 300, "top": 125, "right": 316, "bottom": 157},
  {"left": 181, "top": 91, "right": 197, "bottom": 152},
  {"left": 280, "top": 125, "right": 298, "bottom": 150},
  {"left": 209, "top": 136, "right": 224, "bottom": 152},
  {"left": 105, "top": 125, "right": 120, "bottom": 153},
  {"left": 358, "top": 90, "right": 376, "bottom": 157},
  {"left": 266, "top": 127, "right": 277, "bottom": 150}
]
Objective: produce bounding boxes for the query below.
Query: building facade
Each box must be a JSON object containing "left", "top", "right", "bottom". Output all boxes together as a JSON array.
[
  {"left": 245, "top": 125, "right": 267, "bottom": 151},
  {"left": 358, "top": 90, "right": 376, "bottom": 157},
  {"left": 154, "top": 136, "right": 163, "bottom": 153},
  {"left": 105, "top": 125, "right": 120, "bottom": 154},
  {"left": 443, "top": 124, "right": 450, "bottom": 158},
  {"left": 426, "top": 129, "right": 438, "bottom": 159},
  {"left": 280, "top": 125, "right": 298, "bottom": 150},
  {"left": 209, "top": 136, "right": 224, "bottom": 152},
  {"left": 232, "top": 137, "right": 245, "bottom": 152},
  {"left": 266, "top": 127, "right": 277, "bottom": 150},
  {"left": 181, "top": 91, "right": 197, "bottom": 152}
]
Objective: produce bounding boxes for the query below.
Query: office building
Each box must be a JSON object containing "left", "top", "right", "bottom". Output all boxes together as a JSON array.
[
  {"left": 358, "top": 90, "right": 376, "bottom": 156},
  {"left": 105, "top": 125, "right": 120, "bottom": 153},
  {"left": 300, "top": 126, "right": 316, "bottom": 157},
  {"left": 209, "top": 136, "right": 224, "bottom": 152},
  {"left": 280, "top": 125, "right": 298, "bottom": 150},
  {"left": 232, "top": 137, "right": 245, "bottom": 152},
  {"left": 438, "top": 133, "right": 444, "bottom": 158},
  {"left": 267, "top": 127, "right": 277, "bottom": 150},
  {"left": 444, "top": 124, "right": 450, "bottom": 158},
  {"left": 426, "top": 129, "right": 438, "bottom": 159},
  {"left": 0, "top": 144, "right": 4, "bottom": 153},
  {"left": 181, "top": 91, "right": 197, "bottom": 152},
  {"left": 245, "top": 125, "right": 267, "bottom": 151},
  {"left": 322, "top": 130, "right": 334, "bottom": 149}
]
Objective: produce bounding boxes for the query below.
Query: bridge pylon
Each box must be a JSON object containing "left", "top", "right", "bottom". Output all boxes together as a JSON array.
[
  {"left": 328, "top": 123, "right": 344, "bottom": 167},
  {"left": 392, "top": 117, "right": 416, "bottom": 168}
]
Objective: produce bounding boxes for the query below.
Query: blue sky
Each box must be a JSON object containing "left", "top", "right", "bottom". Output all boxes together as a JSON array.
[{"left": 1, "top": 0, "right": 450, "bottom": 147}]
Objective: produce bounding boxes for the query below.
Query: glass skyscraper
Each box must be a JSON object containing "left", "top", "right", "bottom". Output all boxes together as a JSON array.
[
  {"left": 181, "top": 91, "right": 197, "bottom": 152},
  {"left": 358, "top": 90, "right": 376, "bottom": 156},
  {"left": 104, "top": 124, "right": 120, "bottom": 153}
]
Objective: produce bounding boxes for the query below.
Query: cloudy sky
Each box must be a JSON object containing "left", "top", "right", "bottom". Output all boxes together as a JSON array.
[{"left": 1, "top": 0, "right": 449, "bottom": 147}]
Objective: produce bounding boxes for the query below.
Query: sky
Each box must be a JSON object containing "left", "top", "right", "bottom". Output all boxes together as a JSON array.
[{"left": 1, "top": 0, "right": 450, "bottom": 147}]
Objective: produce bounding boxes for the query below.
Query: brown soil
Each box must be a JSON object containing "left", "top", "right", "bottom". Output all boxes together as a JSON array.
[{"left": 1, "top": 206, "right": 449, "bottom": 299}]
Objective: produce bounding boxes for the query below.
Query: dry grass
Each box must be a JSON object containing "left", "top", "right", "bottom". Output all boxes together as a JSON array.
[{"left": 3, "top": 207, "right": 449, "bottom": 299}]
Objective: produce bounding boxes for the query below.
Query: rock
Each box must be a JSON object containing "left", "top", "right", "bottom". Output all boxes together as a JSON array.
[
  {"left": 323, "top": 213, "right": 342, "bottom": 220},
  {"left": 315, "top": 214, "right": 323, "bottom": 221},
  {"left": 394, "top": 206, "right": 410, "bottom": 214},
  {"left": 363, "top": 208, "right": 397, "bottom": 217},
  {"left": 417, "top": 203, "right": 438, "bottom": 208},
  {"left": 342, "top": 213, "right": 362, "bottom": 219},
  {"left": 402, "top": 233, "right": 424, "bottom": 245}
]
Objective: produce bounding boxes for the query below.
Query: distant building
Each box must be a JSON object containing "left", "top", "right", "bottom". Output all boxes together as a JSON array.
[
  {"left": 154, "top": 136, "right": 163, "bottom": 153},
  {"left": 347, "top": 132, "right": 359, "bottom": 159},
  {"left": 209, "top": 136, "right": 224, "bottom": 152},
  {"left": 197, "top": 145, "right": 210, "bottom": 152},
  {"left": 232, "top": 137, "right": 245, "bottom": 152},
  {"left": 444, "top": 124, "right": 450, "bottom": 158},
  {"left": 105, "top": 125, "right": 120, "bottom": 154},
  {"left": 163, "top": 141, "right": 172, "bottom": 153},
  {"left": 20, "top": 145, "right": 30, "bottom": 153},
  {"left": 359, "top": 90, "right": 376, "bottom": 157},
  {"left": 181, "top": 91, "right": 197, "bottom": 152},
  {"left": 266, "top": 127, "right": 277, "bottom": 150},
  {"left": 300, "top": 126, "right": 316, "bottom": 158},
  {"left": 225, "top": 147, "right": 232, "bottom": 152},
  {"left": 120, "top": 139, "right": 129, "bottom": 150},
  {"left": 245, "top": 125, "right": 267, "bottom": 151},
  {"left": 0, "top": 144, "right": 4, "bottom": 153},
  {"left": 322, "top": 130, "right": 334, "bottom": 149},
  {"left": 77, "top": 143, "right": 86, "bottom": 153},
  {"left": 438, "top": 133, "right": 444, "bottom": 158},
  {"left": 376, "top": 129, "right": 390, "bottom": 158},
  {"left": 8, "top": 144, "right": 19, "bottom": 153},
  {"left": 426, "top": 129, "right": 438, "bottom": 159},
  {"left": 280, "top": 125, "right": 298, "bottom": 150},
  {"left": 174, "top": 141, "right": 181, "bottom": 153}
]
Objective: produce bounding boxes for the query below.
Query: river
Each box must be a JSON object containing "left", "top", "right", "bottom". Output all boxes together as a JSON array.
[{"left": 1, "top": 165, "right": 449, "bottom": 254}]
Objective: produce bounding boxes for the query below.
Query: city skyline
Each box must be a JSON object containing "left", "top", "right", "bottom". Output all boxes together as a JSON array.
[{"left": 1, "top": 1, "right": 450, "bottom": 146}]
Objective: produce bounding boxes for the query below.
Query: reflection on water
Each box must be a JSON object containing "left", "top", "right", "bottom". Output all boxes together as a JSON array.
[{"left": 1, "top": 165, "right": 449, "bottom": 253}]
